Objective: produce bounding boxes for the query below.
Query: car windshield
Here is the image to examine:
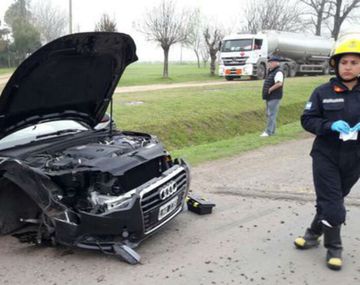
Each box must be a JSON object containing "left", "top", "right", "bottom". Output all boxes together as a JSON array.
[
  {"left": 0, "top": 120, "right": 89, "bottom": 150},
  {"left": 221, "top": 39, "right": 253, "bottom": 52}
]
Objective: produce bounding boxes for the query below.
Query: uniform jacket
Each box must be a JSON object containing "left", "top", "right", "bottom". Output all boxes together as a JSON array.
[
  {"left": 301, "top": 77, "right": 360, "bottom": 154},
  {"left": 262, "top": 66, "right": 284, "bottom": 101}
]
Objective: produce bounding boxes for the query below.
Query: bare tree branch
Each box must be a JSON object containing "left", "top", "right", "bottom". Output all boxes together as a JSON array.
[
  {"left": 328, "top": 0, "right": 360, "bottom": 39},
  {"left": 32, "top": 0, "right": 67, "bottom": 43},
  {"left": 203, "top": 25, "right": 224, "bottom": 76},
  {"left": 242, "top": 0, "right": 305, "bottom": 33},
  {"left": 135, "top": 0, "right": 194, "bottom": 78},
  {"left": 95, "top": 14, "right": 117, "bottom": 32},
  {"left": 185, "top": 8, "right": 204, "bottom": 68},
  {"left": 300, "top": 0, "right": 333, "bottom": 35},
  {"left": 200, "top": 42, "right": 210, "bottom": 68}
]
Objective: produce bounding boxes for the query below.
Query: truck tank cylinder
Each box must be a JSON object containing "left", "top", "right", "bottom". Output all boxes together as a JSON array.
[{"left": 265, "top": 31, "right": 334, "bottom": 61}]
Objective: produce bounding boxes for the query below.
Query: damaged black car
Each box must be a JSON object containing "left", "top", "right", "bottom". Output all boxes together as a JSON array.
[{"left": 0, "top": 32, "right": 190, "bottom": 264}]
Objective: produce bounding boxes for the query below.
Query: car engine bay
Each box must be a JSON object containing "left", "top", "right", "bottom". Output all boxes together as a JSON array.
[{"left": 22, "top": 133, "right": 172, "bottom": 214}]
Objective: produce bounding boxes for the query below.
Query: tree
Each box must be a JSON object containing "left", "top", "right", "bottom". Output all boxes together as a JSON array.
[
  {"left": 0, "top": 20, "right": 11, "bottom": 67},
  {"left": 200, "top": 42, "right": 210, "bottom": 68},
  {"left": 136, "top": 0, "right": 194, "bottom": 78},
  {"left": 329, "top": 0, "right": 360, "bottom": 39},
  {"left": 32, "top": 0, "right": 67, "bottom": 43},
  {"left": 4, "top": 0, "right": 41, "bottom": 65},
  {"left": 4, "top": 0, "right": 30, "bottom": 27},
  {"left": 185, "top": 8, "right": 202, "bottom": 68},
  {"left": 95, "top": 14, "right": 117, "bottom": 32},
  {"left": 10, "top": 23, "right": 41, "bottom": 65},
  {"left": 0, "top": 21, "right": 10, "bottom": 53},
  {"left": 243, "top": 0, "right": 304, "bottom": 33},
  {"left": 300, "top": 0, "right": 332, "bottom": 35},
  {"left": 203, "top": 25, "right": 223, "bottom": 76}
]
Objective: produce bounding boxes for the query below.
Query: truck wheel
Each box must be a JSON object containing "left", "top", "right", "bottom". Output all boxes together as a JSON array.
[
  {"left": 256, "top": 64, "right": 266, "bottom": 80},
  {"left": 283, "top": 64, "right": 290, "bottom": 77},
  {"left": 225, "top": 76, "right": 234, "bottom": 81},
  {"left": 289, "top": 68, "right": 297, "bottom": 77},
  {"left": 323, "top": 64, "right": 330, "bottom": 75}
]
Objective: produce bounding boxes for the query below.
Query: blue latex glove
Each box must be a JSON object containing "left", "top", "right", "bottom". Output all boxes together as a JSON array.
[
  {"left": 331, "top": 120, "right": 350, "bottom": 134},
  {"left": 350, "top": 122, "right": 360, "bottom": 132}
]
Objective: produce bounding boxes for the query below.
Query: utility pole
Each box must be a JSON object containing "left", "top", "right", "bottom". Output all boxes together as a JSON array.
[{"left": 69, "top": 0, "right": 73, "bottom": 34}]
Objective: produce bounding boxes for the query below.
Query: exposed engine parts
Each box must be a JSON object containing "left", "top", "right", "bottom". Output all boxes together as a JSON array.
[
  {"left": 32, "top": 134, "right": 153, "bottom": 172},
  {"left": 23, "top": 133, "right": 170, "bottom": 214}
]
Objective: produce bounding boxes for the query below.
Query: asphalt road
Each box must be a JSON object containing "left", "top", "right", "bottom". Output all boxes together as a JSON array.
[{"left": 0, "top": 138, "right": 359, "bottom": 285}]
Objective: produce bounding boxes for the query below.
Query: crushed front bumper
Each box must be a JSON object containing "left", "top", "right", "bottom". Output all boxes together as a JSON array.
[{"left": 53, "top": 159, "right": 190, "bottom": 257}]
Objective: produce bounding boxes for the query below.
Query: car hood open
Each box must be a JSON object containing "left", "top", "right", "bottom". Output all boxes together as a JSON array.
[{"left": 0, "top": 32, "right": 138, "bottom": 139}]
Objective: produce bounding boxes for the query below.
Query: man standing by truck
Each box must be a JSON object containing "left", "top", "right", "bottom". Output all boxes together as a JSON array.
[{"left": 260, "top": 56, "right": 284, "bottom": 137}]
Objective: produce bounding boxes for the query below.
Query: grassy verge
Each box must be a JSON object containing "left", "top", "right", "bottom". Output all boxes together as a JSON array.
[
  {"left": 172, "top": 121, "right": 306, "bottom": 165},
  {"left": 119, "top": 62, "right": 221, "bottom": 86},
  {"left": 0, "top": 63, "right": 219, "bottom": 88},
  {"left": 0, "top": 68, "right": 14, "bottom": 75},
  {"left": 114, "top": 75, "right": 329, "bottom": 149}
]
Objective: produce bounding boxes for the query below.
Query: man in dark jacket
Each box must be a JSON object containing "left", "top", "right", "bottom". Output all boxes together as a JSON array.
[{"left": 260, "top": 56, "right": 284, "bottom": 137}]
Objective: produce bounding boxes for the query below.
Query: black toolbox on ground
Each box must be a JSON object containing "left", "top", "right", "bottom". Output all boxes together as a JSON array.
[{"left": 186, "top": 194, "right": 215, "bottom": 215}]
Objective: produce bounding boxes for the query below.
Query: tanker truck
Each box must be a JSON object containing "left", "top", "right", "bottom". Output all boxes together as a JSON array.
[{"left": 218, "top": 30, "right": 334, "bottom": 80}]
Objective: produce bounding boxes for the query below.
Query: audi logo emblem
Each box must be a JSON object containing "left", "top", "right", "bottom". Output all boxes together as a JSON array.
[{"left": 159, "top": 181, "right": 178, "bottom": 200}]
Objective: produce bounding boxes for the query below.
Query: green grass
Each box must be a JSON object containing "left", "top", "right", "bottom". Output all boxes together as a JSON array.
[
  {"left": 113, "top": 75, "right": 329, "bottom": 150},
  {"left": 0, "top": 62, "right": 220, "bottom": 92},
  {"left": 172, "top": 121, "right": 305, "bottom": 165},
  {"left": 0, "top": 63, "right": 220, "bottom": 86},
  {"left": 0, "top": 68, "right": 14, "bottom": 75},
  {"left": 119, "top": 62, "right": 221, "bottom": 86}
]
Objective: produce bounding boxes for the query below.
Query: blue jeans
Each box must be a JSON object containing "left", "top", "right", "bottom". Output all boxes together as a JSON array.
[{"left": 265, "top": 99, "right": 281, "bottom": 135}]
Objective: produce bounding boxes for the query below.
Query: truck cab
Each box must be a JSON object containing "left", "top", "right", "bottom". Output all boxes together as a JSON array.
[{"left": 219, "top": 34, "right": 268, "bottom": 80}]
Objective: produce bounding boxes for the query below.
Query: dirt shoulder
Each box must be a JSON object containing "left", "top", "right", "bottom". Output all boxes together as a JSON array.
[
  {"left": 0, "top": 74, "right": 11, "bottom": 87},
  {"left": 0, "top": 73, "right": 242, "bottom": 94},
  {"left": 114, "top": 80, "right": 242, "bottom": 93},
  {"left": 191, "top": 137, "right": 360, "bottom": 203}
]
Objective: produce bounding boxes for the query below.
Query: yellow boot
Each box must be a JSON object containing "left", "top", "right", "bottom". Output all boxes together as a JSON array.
[
  {"left": 294, "top": 228, "right": 321, "bottom": 249},
  {"left": 323, "top": 224, "right": 342, "bottom": 271},
  {"left": 294, "top": 214, "right": 323, "bottom": 249}
]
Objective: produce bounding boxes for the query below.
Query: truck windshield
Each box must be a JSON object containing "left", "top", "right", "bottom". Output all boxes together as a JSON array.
[{"left": 221, "top": 39, "right": 253, "bottom": 52}]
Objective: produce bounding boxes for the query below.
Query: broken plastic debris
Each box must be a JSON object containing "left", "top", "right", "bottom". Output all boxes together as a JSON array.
[{"left": 113, "top": 244, "right": 141, "bottom": 265}]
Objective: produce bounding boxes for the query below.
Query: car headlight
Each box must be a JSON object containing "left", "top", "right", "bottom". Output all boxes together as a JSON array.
[
  {"left": 91, "top": 191, "right": 135, "bottom": 211},
  {"left": 107, "top": 197, "right": 133, "bottom": 210}
]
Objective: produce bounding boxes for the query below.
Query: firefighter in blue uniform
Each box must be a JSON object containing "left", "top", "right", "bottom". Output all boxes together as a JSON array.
[{"left": 294, "top": 34, "right": 360, "bottom": 270}]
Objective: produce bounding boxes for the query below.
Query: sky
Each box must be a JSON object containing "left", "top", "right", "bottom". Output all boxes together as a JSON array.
[
  {"left": 1, "top": 0, "right": 360, "bottom": 62},
  {"left": 0, "top": 0, "right": 246, "bottom": 61}
]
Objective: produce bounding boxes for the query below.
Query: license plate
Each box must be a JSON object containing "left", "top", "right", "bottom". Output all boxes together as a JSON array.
[{"left": 158, "top": 196, "right": 178, "bottom": 221}]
